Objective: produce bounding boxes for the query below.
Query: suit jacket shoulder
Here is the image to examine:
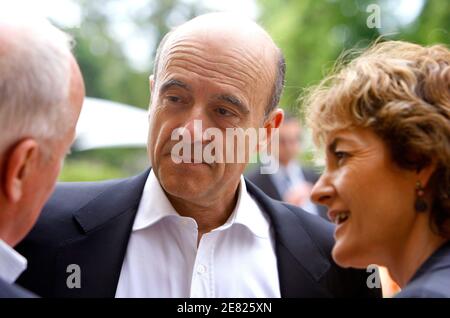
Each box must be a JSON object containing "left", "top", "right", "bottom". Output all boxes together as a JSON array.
[
  {"left": 16, "top": 172, "right": 149, "bottom": 297},
  {"left": 0, "top": 278, "right": 36, "bottom": 298},
  {"left": 245, "top": 167, "right": 282, "bottom": 201}
]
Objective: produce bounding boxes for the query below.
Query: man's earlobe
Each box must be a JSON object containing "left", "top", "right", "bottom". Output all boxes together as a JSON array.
[{"left": 3, "top": 139, "right": 38, "bottom": 203}]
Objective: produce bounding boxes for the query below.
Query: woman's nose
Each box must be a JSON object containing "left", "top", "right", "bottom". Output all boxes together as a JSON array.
[{"left": 311, "top": 173, "right": 335, "bottom": 207}]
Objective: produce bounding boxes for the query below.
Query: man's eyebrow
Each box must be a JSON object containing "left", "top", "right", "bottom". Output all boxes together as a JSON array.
[
  {"left": 159, "top": 79, "right": 191, "bottom": 93},
  {"left": 216, "top": 94, "right": 250, "bottom": 114}
]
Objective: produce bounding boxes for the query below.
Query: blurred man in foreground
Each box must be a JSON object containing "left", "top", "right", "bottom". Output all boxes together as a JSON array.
[{"left": 0, "top": 17, "right": 85, "bottom": 297}]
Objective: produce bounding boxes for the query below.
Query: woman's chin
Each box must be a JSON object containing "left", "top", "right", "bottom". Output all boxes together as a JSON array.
[{"left": 332, "top": 242, "right": 372, "bottom": 269}]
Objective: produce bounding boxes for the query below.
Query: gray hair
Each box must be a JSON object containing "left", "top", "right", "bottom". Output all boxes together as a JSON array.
[
  {"left": 0, "top": 17, "right": 74, "bottom": 153},
  {"left": 267, "top": 50, "right": 286, "bottom": 116}
]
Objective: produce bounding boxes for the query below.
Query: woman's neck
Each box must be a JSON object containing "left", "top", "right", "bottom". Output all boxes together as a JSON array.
[{"left": 387, "top": 213, "right": 447, "bottom": 288}]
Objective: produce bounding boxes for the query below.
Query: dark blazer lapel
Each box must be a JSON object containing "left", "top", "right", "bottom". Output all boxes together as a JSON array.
[
  {"left": 259, "top": 173, "right": 283, "bottom": 201},
  {"left": 246, "top": 178, "right": 333, "bottom": 297},
  {"left": 246, "top": 169, "right": 283, "bottom": 201},
  {"left": 53, "top": 170, "right": 150, "bottom": 297}
]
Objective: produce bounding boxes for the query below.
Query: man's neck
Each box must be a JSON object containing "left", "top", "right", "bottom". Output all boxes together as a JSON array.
[
  {"left": 164, "top": 180, "right": 241, "bottom": 244},
  {"left": 0, "top": 211, "right": 19, "bottom": 247}
]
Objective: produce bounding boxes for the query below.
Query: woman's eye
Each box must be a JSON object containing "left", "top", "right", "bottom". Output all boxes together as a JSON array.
[{"left": 334, "top": 151, "right": 349, "bottom": 164}]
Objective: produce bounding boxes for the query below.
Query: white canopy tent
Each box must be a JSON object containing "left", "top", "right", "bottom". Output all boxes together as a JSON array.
[{"left": 74, "top": 97, "right": 149, "bottom": 151}]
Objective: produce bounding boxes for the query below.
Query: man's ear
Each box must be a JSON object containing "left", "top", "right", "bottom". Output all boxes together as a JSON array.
[
  {"left": 263, "top": 108, "right": 284, "bottom": 141},
  {"left": 2, "top": 139, "right": 39, "bottom": 203},
  {"left": 257, "top": 108, "right": 284, "bottom": 152},
  {"left": 264, "top": 108, "right": 284, "bottom": 131}
]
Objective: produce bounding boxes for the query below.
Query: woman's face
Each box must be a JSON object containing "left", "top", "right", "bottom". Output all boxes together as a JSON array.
[{"left": 311, "top": 127, "right": 419, "bottom": 268}]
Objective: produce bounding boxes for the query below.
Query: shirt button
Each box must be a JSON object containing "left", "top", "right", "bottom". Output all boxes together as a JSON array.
[{"left": 197, "top": 264, "right": 207, "bottom": 274}]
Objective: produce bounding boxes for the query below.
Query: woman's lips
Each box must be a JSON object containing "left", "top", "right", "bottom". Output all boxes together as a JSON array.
[{"left": 328, "top": 210, "right": 351, "bottom": 225}]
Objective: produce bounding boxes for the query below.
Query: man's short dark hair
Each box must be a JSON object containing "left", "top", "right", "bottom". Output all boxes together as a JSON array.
[
  {"left": 267, "top": 51, "right": 286, "bottom": 115},
  {"left": 152, "top": 31, "right": 286, "bottom": 116}
]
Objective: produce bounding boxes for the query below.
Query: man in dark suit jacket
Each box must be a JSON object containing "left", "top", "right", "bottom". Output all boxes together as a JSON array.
[
  {"left": 17, "top": 13, "right": 380, "bottom": 298},
  {"left": 17, "top": 169, "right": 380, "bottom": 298},
  {"left": 246, "top": 115, "right": 328, "bottom": 220}
]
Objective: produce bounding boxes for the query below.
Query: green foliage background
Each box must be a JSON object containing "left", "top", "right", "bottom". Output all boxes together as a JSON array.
[{"left": 57, "top": 0, "right": 449, "bottom": 181}]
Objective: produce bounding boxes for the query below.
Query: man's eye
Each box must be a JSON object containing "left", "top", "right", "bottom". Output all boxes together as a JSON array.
[
  {"left": 167, "top": 96, "right": 181, "bottom": 103},
  {"left": 216, "top": 107, "right": 235, "bottom": 117},
  {"left": 164, "top": 95, "right": 183, "bottom": 104}
]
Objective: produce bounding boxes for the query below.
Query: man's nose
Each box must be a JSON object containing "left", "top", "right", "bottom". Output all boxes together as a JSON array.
[
  {"left": 181, "top": 106, "right": 210, "bottom": 144},
  {"left": 310, "top": 173, "right": 335, "bottom": 207}
]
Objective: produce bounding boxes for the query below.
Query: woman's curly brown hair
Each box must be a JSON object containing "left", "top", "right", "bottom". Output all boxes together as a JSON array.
[{"left": 304, "top": 40, "right": 450, "bottom": 238}]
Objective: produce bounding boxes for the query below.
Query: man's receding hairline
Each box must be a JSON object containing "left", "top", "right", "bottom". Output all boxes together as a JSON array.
[{"left": 152, "top": 20, "right": 285, "bottom": 115}]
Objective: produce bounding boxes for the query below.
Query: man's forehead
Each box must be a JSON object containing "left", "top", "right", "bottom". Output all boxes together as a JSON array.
[
  {"left": 166, "top": 29, "right": 274, "bottom": 59},
  {"left": 157, "top": 31, "right": 278, "bottom": 92},
  {"left": 158, "top": 13, "right": 279, "bottom": 69}
]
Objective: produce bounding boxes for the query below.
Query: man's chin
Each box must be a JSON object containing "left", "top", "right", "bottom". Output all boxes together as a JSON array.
[
  {"left": 160, "top": 158, "right": 214, "bottom": 176},
  {"left": 158, "top": 170, "right": 211, "bottom": 197}
]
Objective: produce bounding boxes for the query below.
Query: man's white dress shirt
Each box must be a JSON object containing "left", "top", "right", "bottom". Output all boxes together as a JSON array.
[
  {"left": 0, "top": 239, "right": 27, "bottom": 283},
  {"left": 115, "top": 170, "right": 280, "bottom": 298}
]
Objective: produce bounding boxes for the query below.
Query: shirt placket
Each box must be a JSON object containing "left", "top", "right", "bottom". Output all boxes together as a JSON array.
[{"left": 189, "top": 231, "right": 216, "bottom": 298}]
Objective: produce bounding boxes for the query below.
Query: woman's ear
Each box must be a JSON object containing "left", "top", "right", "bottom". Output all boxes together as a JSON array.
[
  {"left": 417, "top": 157, "right": 438, "bottom": 188},
  {"left": 2, "top": 139, "right": 38, "bottom": 203}
]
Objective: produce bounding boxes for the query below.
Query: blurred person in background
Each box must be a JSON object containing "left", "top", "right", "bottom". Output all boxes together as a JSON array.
[
  {"left": 247, "top": 113, "right": 328, "bottom": 219},
  {"left": 307, "top": 40, "right": 450, "bottom": 297},
  {"left": 0, "top": 17, "right": 85, "bottom": 297}
]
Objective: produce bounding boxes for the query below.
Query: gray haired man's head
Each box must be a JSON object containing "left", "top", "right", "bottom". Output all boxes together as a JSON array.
[
  {"left": 0, "top": 17, "right": 75, "bottom": 153},
  {"left": 0, "top": 17, "right": 85, "bottom": 247}
]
